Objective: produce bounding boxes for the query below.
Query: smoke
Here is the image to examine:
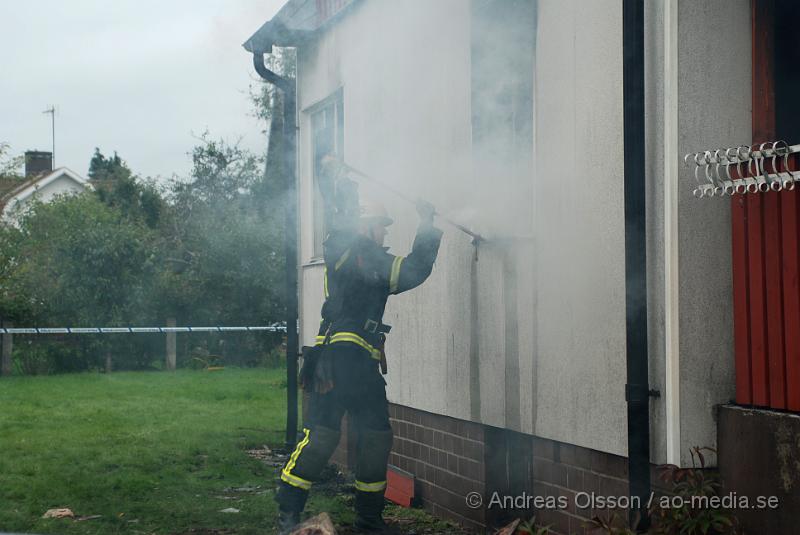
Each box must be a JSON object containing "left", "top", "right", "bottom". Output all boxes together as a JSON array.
[
  {"left": 316, "top": 0, "right": 536, "bottom": 243},
  {"left": 289, "top": 0, "right": 541, "bottom": 437},
  {"left": 295, "top": 0, "right": 634, "bottom": 462}
]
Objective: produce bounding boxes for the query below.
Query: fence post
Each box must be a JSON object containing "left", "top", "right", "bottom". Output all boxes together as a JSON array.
[
  {"left": 166, "top": 318, "right": 176, "bottom": 371},
  {"left": 1, "top": 321, "right": 12, "bottom": 376},
  {"left": 104, "top": 352, "right": 112, "bottom": 373}
]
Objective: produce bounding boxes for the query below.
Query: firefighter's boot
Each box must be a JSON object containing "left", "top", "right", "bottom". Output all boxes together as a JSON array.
[
  {"left": 353, "top": 428, "right": 393, "bottom": 531},
  {"left": 275, "top": 426, "right": 341, "bottom": 532},
  {"left": 354, "top": 490, "right": 388, "bottom": 531},
  {"left": 275, "top": 483, "right": 306, "bottom": 534}
]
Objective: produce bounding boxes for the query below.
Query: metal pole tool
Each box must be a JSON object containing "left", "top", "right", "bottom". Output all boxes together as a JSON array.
[{"left": 331, "top": 159, "right": 486, "bottom": 243}]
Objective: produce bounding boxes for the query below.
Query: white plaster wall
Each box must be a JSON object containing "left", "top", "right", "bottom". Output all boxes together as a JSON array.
[
  {"left": 530, "top": 0, "right": 745, "bottom": 462},
  {"left": 294, "top": 0, "right": 746, "bottom": 461},
  {"left": 645, "top": 0, "right": 668, "bottom": 465},
  {"left": 675, "top": 0, "right": 747, "bottom": 466},
  {"left": 297, "top": 0, "right": 481, "bottom": 424},
  {"left": 532, "top": 0, "right": 628, "bottom": 456}
]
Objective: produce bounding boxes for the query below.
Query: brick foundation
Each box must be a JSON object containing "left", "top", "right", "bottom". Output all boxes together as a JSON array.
[
  {"left": 329, "top": 402, "right": 658, "bottom": 534},
  {"left": 389, "top": 404, "right": 488, "bottom": 530}
]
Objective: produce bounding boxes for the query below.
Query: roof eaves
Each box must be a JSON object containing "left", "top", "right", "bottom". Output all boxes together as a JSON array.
[
  {"left": 243, "top": 0, "right": 359, "bottom": 53},
  {"left": 243, "top": 19, "right": 313, "bottom": 53}
]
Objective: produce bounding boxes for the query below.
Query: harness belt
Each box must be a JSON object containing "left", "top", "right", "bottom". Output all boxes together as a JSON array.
[
  {"left": 315, "top": 332, "right": 381, "bottom": 361},
  {"left": 362, "top": 319, "right": 391, "bottom": 334},
  {"left": 314, "top": 319, "right": 390, "bottom": 361}
]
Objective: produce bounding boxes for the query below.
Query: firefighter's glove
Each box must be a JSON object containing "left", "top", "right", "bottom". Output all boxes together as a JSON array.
[
  {"left": 299, "top": 346, "right": 321, "bottom": 392},
  {"left": 317, "top": 154, "right": 345, "bottom": 199},
  {"left": 320, "top": 154, "right": 344, "bottom": 178},
  {"left": 313, "top": 351, "right": 335, "bottom": 394},
  {"left": 415, "top": 198, "right": 436, "bottom": 227}
]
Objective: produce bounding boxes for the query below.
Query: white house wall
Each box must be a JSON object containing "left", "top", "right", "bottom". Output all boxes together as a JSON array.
[
  {"left": 2, "top": 174, "right": 86, "bottom": 223},
  {"left": 296, "top": 0, "right": 745, "bottom": 463},
  {"left": 532, "top": 0, "right": 628, "bottom": 457},
  {"left": 297, "top": 0, "right": 483, "bottom": 424},
  {"left": 645, "top": 0, "right": 668, "bottom": 465},
  {"left": 675, "top": 0, "right": 747, "bottom": 466}
]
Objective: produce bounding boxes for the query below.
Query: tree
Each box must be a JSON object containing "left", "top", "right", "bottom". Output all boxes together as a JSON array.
[
  {"left": 0, "top": 94, "right": 290, "bottom": 373},
  {"left": 158, "top": 134, "right": 285, "bottom": 364},
  {"left": 0, "top": 223, "right": 27, "bottom": 323},
  {"left": 5, "top": 193, "right": 160, "bottom": 371},
  {"left": 88, "top": 148, "right": 132, "bottom": 182},
  {"left": 171, "top": 132, "right": 263, "bottom": 204},
  {"left": 89, "top": 148, "right": 164, "bottom": 228},
  {"left": 0, "top": 142, "right": 23, "bottom": 180},
  {"left": 0, "top": 143, "right": 28, "bottom": 329}
]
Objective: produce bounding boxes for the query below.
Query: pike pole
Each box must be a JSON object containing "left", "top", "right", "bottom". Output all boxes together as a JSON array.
[{"left": 331, "top": 159, "right": 486, "bottom": 244}]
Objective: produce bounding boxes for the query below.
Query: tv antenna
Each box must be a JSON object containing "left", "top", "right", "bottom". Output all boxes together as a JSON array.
[{"left": 42, "top": 105, "right": 56, "bottom": 166}]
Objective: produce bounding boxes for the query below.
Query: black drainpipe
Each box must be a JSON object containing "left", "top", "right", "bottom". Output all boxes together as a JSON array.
[
  {"left": 252, "top": 51, "right": 300, "bottom": 450},
  {"left": 622, "top": 0, "right": 652, "bottom": 531}
]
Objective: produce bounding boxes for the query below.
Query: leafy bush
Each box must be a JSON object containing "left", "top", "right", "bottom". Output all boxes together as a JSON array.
[
  {"left": 516, "top": 516, "right": 552, "bottom": 534},
  {"left": 0, "top": 138, "right": 287, "bottom": 374},
  {"left": 587, "top": 448, "right": 741, "bottom": 535},
  {"left": 649, "top": 447, "right": 739, "bottom": 535}
]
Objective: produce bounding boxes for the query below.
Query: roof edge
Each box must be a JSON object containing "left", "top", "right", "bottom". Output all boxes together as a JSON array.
[
  {"left": 0, "top": 167, "right": 90, "bottom": 208},
  {"left": 243, "top": 0, "right": 360, "bottom": 54}
]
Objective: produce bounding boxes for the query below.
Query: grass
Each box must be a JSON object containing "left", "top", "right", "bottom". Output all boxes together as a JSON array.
[
  {"left": 0, "top": 368, "right": 465, "bottom": 535},
  {"left": 0, "top": 368, "right": 295, "bottom": 534}
]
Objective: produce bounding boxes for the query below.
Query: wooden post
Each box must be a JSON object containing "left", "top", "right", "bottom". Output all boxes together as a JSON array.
[
  {"left": 166, "top": 318, "right": 176, "bottom": 371},
  {"left": 1, "top": 321, "right": 12, "bottom": 376}
]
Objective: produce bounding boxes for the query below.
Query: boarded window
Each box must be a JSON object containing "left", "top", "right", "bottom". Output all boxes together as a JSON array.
[
  {"left": 471, "top": 0, "right": 535, "bottom": 165},
  {"left": 470, "top": 0, "right": 535, "bottom": 235}
]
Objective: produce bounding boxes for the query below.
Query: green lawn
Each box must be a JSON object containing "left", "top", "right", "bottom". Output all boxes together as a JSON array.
[
  {"left": 0, "top": 368, "right": 297, "bottom": 534},
  {"left": 0, "top": 368, "right": 462, "bottom": 535}
]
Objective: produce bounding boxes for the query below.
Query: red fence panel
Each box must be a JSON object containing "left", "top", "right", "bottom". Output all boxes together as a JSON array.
[
  {"left": 732, "top": 196, "right": 752, "bottom": 405},
  {"left": 783, "top": 187, "right": 800, "bottom": 411},
  {"left": 731, "top": 0, "right": 800, "bottom": 411}
]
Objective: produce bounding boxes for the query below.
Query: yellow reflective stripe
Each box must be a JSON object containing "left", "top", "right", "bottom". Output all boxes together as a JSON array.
[
  {"left": 281, "top": 470, "right": 312, "bottom": 490},
  {"left": 334, "top": 248, "right": 351, "bottom": 271},
  {"left": 389, "top": 256, "right": 404, "bottom": 293},
  {"left": 282, "top": 428, "right": 311, "bottom": 488},
  {"left": 328, "top": 332, "right": 382, "bottom": 360},
  {"left": 355, "top": 480, "right": 387, "bottom": 492},
  {"left": 328, "top": 332, "right": 380, "bottom": 359},
  {"left": 323, "top": 266, "right": 329, "bottom": 298},
  {"left": 315, "top": 335, "right": 326, "bottom": 346}
]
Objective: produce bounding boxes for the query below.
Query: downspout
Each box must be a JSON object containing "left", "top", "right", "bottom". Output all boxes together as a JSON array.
[
  {"left": 253, "top": 51, "right": 300, "bottom": 450},
  {"left": 622, "top": 0, "right": 652, "bottom": 531}
]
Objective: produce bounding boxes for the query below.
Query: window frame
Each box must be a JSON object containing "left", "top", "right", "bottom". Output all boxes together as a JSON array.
[{"left": 305, "top": 88, "right": 344, "bottom": 260}]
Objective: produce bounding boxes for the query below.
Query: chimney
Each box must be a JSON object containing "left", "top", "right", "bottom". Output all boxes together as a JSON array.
[{"left": 24, "top": 151, "right": 53, "bottom": 178}]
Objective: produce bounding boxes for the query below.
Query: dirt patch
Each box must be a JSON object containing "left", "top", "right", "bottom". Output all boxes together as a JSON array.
[{"left": 246, "top": 445, "right": 473, "bottom": 534}]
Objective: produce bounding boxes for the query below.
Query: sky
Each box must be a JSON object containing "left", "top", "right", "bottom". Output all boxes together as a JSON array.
[{"left": 0, "top": 0, "right": 285, "bottom": 179}]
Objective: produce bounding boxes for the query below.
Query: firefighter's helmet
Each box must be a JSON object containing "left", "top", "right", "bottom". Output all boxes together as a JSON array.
[{"left": 359, "top": 200, "right": 393, "bottom": 226}]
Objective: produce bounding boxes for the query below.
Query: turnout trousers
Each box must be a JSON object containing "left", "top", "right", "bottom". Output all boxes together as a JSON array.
[{"left": 275, "top": 343, "right": 394, "bottom": 515}]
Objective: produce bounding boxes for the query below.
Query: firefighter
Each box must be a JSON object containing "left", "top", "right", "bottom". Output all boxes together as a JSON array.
[{"left": 275, "top": 159, "right": 443, "bottom": 533}]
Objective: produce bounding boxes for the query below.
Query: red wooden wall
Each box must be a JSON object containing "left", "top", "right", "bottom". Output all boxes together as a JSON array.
[{"left": 732, "top": 0, "right": 800, "bottom": 411}]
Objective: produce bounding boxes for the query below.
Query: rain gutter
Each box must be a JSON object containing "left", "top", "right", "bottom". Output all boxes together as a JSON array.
[{"left": 251, "top": 50, "right": 300, "bottom": 450}]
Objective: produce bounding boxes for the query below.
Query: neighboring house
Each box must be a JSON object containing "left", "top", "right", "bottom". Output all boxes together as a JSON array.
[
  {"left": 245, "top": 1, "right": 799, "bottom": 533},
  {"left": 0, "top": 151, "right": 90, "bottom": 224}
]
